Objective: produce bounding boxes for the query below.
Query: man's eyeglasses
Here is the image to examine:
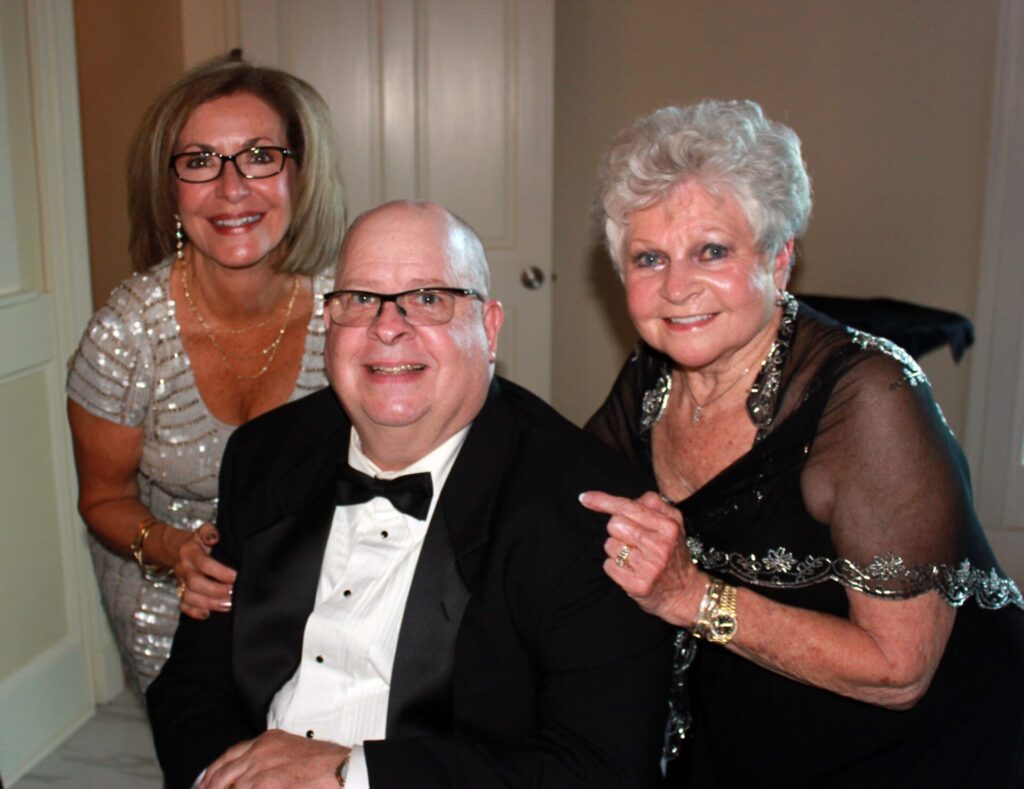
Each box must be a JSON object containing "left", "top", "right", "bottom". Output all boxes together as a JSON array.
[
  {"left": 323, "top": 287, "right": 484, "bottom": 327},
  {"left": 169, "top": 146, "right": 298, "bottom": 183}
]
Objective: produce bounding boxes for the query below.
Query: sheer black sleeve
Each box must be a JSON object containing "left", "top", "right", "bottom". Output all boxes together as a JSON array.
[{"left": 798, "top": 331, "right": 1018, "bottom": 606}]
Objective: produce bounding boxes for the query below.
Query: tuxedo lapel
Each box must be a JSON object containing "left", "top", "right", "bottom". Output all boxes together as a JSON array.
[
  {"left": 386, "top": 506, "right": 469, "bottom": 737},
  {"left": 438, "top": 380, "right": 517, "bottom": 577},
  {"left": 386, "top": 381, "right": 518, "bottom": 737},
  {"left": 233, "top": 404, "right": 352, "bottom": 720}
]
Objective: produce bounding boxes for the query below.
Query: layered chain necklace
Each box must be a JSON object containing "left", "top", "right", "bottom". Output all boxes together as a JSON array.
[
  {"left": 680, "top": 365, "right": 751, "bottom": 424},
  {"left": 181, "top": 260, "right": 300, "bottom": 381}
]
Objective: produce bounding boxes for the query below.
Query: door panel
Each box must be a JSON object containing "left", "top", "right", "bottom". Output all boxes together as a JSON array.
[{"left": 0, "top": 320, "right": 68, "bottom": 676}]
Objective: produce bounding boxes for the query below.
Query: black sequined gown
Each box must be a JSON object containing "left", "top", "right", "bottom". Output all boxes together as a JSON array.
[{"left": 587, "top": 299, "right": 1024, "bottom": 787}]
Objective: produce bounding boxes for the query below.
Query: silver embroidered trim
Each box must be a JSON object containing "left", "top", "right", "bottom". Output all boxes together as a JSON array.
[
  {"left": 640, "top": 367, "right": 671, "bottom": 431},
  {"left": 687, "top": 537, "right": 1024, "bottom": 609},
  {"left": 845, "top": 327, "right": 953, "bottom": 430},
  {"left": 846, "top": 328, "right": 928, "bottom": 388},
  {"left": 748, "top": 292, "right": 799, "bottom": 440},
  {"left": 662, "top": 628, "right": 697, "bottom": 761}
]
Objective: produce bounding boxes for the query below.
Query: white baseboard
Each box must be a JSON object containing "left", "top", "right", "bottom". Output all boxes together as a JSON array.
[{"left": 0, "top": 638, "right": 94, "bottom": 784}]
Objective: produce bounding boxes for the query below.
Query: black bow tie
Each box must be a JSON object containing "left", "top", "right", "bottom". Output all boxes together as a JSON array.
[{"left": 336, "top": 465, "right": 434, "bottom": 521}]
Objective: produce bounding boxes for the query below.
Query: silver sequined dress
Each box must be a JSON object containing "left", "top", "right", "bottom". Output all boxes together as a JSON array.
[{"left": 67, "top": 258, "right": 331, "bottom": 691}]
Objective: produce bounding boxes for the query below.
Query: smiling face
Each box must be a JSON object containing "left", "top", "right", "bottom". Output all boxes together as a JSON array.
[
  {"left": 623, "top": 180, "right": 792, "bottom": 374},
  {"left": 173, "top": 92, "right": 296, "bottom": 271},
  {"left": 325, "top": 203, "right": 503, "bottom": 469}
]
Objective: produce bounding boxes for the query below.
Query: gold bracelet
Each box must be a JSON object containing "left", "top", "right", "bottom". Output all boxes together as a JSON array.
[
  {"left": 335, "top": 755, "right": 350, "bottom": 786},
  {"left": 691, "top": 577, "right": 739, "bottom": 644},
  {"left": 129, "top": 516, "right": 170, "bottom": 580}
]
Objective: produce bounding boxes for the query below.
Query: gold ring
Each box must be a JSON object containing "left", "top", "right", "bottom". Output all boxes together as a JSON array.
[
  {"left": 176, "top": 581, "right": 186, "bottom": 600},
  {"left": 615, "top": 543, "right": 632, "bottom": 569}
]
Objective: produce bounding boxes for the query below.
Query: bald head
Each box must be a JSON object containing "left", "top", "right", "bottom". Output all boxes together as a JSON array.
[{"left": 338, "top": 200, "right": 490, "bottom": 296}]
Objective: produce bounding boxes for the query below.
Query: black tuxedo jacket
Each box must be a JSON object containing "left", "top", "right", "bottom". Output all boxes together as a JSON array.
[{"left": 148, "top": 378, "right": 671, "bottom": 787}]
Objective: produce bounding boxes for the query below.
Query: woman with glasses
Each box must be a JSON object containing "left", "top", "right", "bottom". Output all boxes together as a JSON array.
[{"left": 66, "top": 53, "right": 345, "bottom": 691}]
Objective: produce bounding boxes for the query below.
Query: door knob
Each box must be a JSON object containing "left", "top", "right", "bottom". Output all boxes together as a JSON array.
[{"left": 520, "top": 266, "right": 545, "bottom": 290}]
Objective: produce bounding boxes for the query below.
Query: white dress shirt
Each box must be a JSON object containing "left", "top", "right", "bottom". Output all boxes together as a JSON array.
[{"left": 266, "top": 426, "right": 468, "bottom": 787}]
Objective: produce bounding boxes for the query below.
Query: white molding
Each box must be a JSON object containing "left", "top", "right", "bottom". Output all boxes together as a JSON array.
[
  {"left": 965, "top": 0, "right": 1024, "bottom": 555},
  {"left": 22, "top": 0, "right": 119, "bottom": 733},
  {"left": 27, "top": 1, "right": 94, "bottom": 349}
]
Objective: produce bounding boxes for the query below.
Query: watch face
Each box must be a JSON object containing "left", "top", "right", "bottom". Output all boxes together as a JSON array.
[{"left": 711, "top": 615, "right": 736, "bottom": 639}]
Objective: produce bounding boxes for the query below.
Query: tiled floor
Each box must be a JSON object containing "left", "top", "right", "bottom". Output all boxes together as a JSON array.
[{"left": 13, "top": 690, "right": 162, "bottom": 788}]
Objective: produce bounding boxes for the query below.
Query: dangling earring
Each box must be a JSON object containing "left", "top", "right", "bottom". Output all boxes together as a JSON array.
[
  {"left": 175, "top": 214, "right": 185, "bottom": 260},
  {"left": 775, "top": 288, "right": 788, "bottom": 307}
]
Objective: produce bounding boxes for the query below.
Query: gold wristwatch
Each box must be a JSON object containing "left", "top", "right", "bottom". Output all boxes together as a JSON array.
[{"left": 692, "top": 577, "right": 738, "bottom": 644}]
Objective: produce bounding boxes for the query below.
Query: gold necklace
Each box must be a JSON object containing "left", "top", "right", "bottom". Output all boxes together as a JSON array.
[
  {"left": 181, "top": 260, "right": 301, "bottom": 381},
  {"left": 680, "top": 365, "right": 751, "bottom": 424}
]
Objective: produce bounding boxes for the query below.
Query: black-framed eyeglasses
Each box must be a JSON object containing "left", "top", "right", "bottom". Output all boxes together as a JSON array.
[
  {"left": 169, "top": 146, "right": 298, "bottom": 183},
  {"left": 323, "top": 287, "right": 484, "bottom": 327}
]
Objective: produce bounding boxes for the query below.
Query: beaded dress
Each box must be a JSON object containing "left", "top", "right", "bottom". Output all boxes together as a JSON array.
[
  {"left": 67, "top": 259, "right": 331, "bottom": 691},
  {"left": 587, "top": 297, "right": 1024, "bottom": 787}
]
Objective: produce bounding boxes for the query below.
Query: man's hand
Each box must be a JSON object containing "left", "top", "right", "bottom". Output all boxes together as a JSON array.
[{"left": 200, "top": 729, "right": 350, "bottom": 788}]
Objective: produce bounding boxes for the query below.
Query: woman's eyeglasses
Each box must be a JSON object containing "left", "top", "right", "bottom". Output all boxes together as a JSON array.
[{"left": 169, "top": 146, "right": 298, "bottom": 183}]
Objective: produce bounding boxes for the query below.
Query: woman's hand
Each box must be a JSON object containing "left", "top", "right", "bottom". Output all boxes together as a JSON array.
[
  {"left": 68, "top": 401, "right": 236, "bottom": 618},
  {"left": 580, "top": 490, "right": 707, "bottom": 627},
  {"left": 165, "top": 522, "right": 237, "bottom": 619}
]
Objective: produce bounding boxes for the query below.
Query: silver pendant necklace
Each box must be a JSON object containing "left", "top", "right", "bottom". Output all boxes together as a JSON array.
[{"left": 681, "top": 365, "right": 751, "bottom": 424}]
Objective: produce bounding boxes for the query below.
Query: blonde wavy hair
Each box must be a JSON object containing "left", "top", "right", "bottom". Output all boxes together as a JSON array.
[{"left": 128, "top": 53, "right": 346, "bottom": 275}]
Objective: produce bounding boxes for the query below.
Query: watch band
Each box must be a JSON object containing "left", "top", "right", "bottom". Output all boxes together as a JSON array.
[{"left": 691, "top": 577, "right": 739, "bottom": 644}]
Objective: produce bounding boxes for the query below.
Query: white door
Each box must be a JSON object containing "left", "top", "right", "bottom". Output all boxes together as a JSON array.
[
  {"left": 0, "top": 1, "right": 104, "bottom": 783},
  {"left": 183, "top": 0, "right": 554, "bottom": 398}
]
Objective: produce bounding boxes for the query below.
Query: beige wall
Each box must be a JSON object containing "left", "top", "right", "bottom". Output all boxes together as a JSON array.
[
  {"left": 552, "top": 0, "right": 999, "bottom": 437},
  {"left": 73, "top": 0, "right": 1000, "bottom": 437},
  {"left": 74, "top": 0, "right": 184, "bottom": 309}
]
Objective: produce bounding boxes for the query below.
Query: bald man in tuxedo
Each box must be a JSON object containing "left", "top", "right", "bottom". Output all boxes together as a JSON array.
[{"left": 148, "top": 201, "right": 671, "bottom": 788}]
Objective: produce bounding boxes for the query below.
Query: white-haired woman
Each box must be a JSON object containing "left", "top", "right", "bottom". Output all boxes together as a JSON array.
[{"left": 580, "top": 100, "right": 1024, "bottom": 786}]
